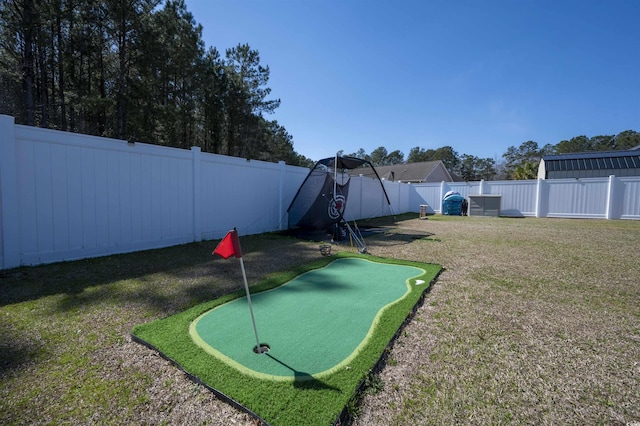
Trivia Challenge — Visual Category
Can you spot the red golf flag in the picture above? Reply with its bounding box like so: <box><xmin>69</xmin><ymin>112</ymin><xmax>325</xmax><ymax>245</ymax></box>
<box><xmin>213</xmin><ymin>228</ymin><xmax>243</xmax><ymax>259</ymax></box>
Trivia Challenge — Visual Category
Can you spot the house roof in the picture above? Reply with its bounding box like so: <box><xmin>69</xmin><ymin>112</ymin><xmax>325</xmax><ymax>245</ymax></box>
<box><xmin>354</xmin><ymin>161</ymin><xmax>454</xmax><ymax>183</ymax></box>
<box><xmin>449</xmin><ymin>171</ymin><xmax>465</xmax><ymax>182</ymax></box>
<box><xmin>542</xmin><ymin>150</ymin><xmax>640</xmax><ymax>172</ymax></box>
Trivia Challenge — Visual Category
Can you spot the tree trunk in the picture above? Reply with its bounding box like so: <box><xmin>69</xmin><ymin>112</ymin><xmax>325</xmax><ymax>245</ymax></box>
<box><xmin>56</xmin><ymin>10</ymin><xmax>66</xmax><ymax>131</ymax></box>
<box><xmin>117</xmin><ymin>25</ymin><xmax>127</xmax><ymax>140</ymax></box>
<box><xmin>22</xmin><ymin>0</ymin><xmax>35</xmax><ymax>125</ymax></box>
<box><xmin>36</xmin><ymin>25</ymin><xmax>49</xmax><ymax>128</ymax></box>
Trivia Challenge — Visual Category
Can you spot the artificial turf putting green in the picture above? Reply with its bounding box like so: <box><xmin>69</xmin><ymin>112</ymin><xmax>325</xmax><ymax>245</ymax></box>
<box><xmin>132</xmin><ymin>252</ymin><xmax>442</xmax><ymax>426</ymax></box>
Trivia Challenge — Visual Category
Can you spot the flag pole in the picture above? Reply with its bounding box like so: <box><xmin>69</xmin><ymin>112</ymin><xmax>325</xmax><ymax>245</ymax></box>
<box><xmin>238</xmin><ymin>256</ymin><xmax>262</xmax><ymax>354</ymax></box>
<box><xmin>213</xmin><ymin>228</ymin><xmax>263</xmax><ymax>355</ymax></box>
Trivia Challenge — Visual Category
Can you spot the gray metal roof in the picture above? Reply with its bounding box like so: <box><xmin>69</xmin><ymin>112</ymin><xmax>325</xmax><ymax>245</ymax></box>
<box><xmin>542</xmin><ymin>150</ymin><xmax>640</xmax><ymax>172</ymax></box>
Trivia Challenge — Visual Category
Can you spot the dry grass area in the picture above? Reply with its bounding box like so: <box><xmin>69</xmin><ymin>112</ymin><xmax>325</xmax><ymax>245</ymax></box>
<box><xmin>356</xmin><ymin>216</ymin><xmax>640</xmax><ymax>425</ymax></box>
<box><xmin>1</xmin><ymin>215</ymin><xmax>639</xmax><ymax>425</ymax></box>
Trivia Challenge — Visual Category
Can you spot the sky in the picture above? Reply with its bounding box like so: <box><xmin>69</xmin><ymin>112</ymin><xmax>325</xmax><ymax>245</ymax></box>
<box><xmin>184</xmin><ymin>0</ymin><xmax>640</xmax><ymax>162</ymax></box>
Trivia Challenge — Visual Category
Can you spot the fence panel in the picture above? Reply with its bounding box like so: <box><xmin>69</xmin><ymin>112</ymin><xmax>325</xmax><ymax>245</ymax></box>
<box><xmin>619</xmin><ymin>177</ymin><xmax>640</xmax><ymax>220</ymax></box>
<box><xmin>361</xmin><ymin>176</ymin><xmax>392</xmax><ymax>219</ymax></box>
<box><xmin>383</xmin><ymin>180</ymin><xmax>411</xmax><ymax>216</ymax></box>
<box><xmin>199</xmin><ymin>155</ymin><xmax>293</xmax><ymax>239</ymax></box>
<box><xmin>13</xmin><ymin>124</ymin><xmax>196</xmax><ymax>266</ymax></box>
<box><xmin>341</xmin><ymin>176</ymin><xmax>358</xmax><ymax>222</ymax></box>
<box><xmin>340</xmin><ymin>176</ymin><xmax>400</xmax><ymax>222</ymax></box>
<box><xmin>483</xmin><ymin>180</ymin><xmax>538</xmax><ymax>217</ymax></box>
<box><xmin>411</xmin><ymin>183</ymin><xmax>442</xmax><ymax>214</ymax></box>
<box><xmin>444</xmin><ymin>182</ymin><xmax>481</xmax><ymax>199</ymax></box>
<box><xmin>343</xmin><ymin>175</ymin><xmax>365</xmax><ymax>221</ymax></box>
<box><xmin>546</xmin><ymin>178</ymin><xmax>609</xmax><ymax>218</ymax></box>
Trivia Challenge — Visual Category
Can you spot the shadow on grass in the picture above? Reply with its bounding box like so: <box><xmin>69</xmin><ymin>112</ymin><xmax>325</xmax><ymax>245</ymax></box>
<box><xmin>0</xmin><ymin>235</ymin><xmax>317</xmax><ymax>313</ymax></box>
<box><xmin>264</xmin><ymin>353</ymin><xmax>341</xmax><ymax>392</ymax></box>
<box><xmin>280</xmin><ymin>224</ymin><xmax>437</xmax><ymax>247</ymax></box>
<box><xmin>0</xmin><ymin>242</ymin><xmax>209</xmax><ymax>305</ymax></box>
<box><xmin>0</xmin><ymin>319</ymin><xmax>46</xmax><ymax>374</ymax></box>
<box><xmin>368</xmin><ymin>230</ymin><xmax>438</xmax><ymax>245</ymax></box>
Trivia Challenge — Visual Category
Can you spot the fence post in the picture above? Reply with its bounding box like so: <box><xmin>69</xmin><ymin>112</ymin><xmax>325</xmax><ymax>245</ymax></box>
<box><xmin>278</xmin><ymin>161</ymin><xmax>286</xmax><ymax>230</ymax></box>
<box><xmin>605</xmin><ymin>175</ymin><xmax>619</xmax><ymax>220</ymax></box>
<box><xmin>359</xmin><ymin>174</ymin><xmax>364</xmax><ymax>220</ymax></box>
<box><xmin>535</xmin><ymin>179</ymin><xmax>541</xmax><ymax>218</ymax></box>
<box><xmin>0</xmin><ymin>115</ymin><xmax>20</xmax><ymax>269</ymax></box>
<box><xmin>192</xmin><ymin>146</ymin><xmax>202</xmax><ymax>241</ymax></box>
<box><xmin>394</xmin><ymin>181</ymin><xmax>402</xmax><ymax>214</ymax></box>
<box><xmin>535</xmin><ymin>178</ymin><xmax>548</xmax><ymax>218</ymax></box>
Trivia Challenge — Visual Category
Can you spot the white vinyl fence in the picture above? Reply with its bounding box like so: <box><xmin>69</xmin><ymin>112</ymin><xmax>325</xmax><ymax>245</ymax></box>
<box><xmin>0</xmin><ymin>115</ymin><xmax>313</xmax><ymax>269</ymax></box>
<box><xmin>411</xmin><ymin>176</ymin><xmax>640</xmax><ymax>220</ymax></box>
<box><xmin>2</xmin><ymin>114</ymin><xmax>639</xmax><ymax>269</ymax></box>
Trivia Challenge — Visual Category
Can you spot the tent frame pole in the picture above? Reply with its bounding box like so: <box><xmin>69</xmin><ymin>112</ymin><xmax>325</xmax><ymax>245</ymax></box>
<box><xmin>333</xmin><ymin>152</ymin><xmax>338</xmax><ymax>202</ymax></box>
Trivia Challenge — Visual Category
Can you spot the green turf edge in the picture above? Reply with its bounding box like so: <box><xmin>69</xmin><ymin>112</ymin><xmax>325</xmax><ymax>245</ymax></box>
<box><xmin>131</xmin><ymin>252</ymin><xmax>442</xmax><ymax>426</ymax></box>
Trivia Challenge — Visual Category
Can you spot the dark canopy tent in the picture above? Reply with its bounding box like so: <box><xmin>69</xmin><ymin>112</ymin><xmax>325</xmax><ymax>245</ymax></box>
<box><xmin>287</xmin><ymin>156</ymin><xmax>393</xmax><ymax>250</ymax></box>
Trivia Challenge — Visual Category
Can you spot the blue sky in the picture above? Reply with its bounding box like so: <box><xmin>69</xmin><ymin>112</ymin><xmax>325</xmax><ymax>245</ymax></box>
<box><xmin>184</xmin><ymin>0</ymin><xmax>640</xmax><ymax>162</ymax></box>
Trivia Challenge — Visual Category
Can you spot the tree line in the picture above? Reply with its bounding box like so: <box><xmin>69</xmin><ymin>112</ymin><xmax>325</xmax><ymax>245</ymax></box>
<box><xmin>0</xmin><ymin>0</ymin><xmax>313</xmax><ymax>166</ymax></box>
<box><xmin>341</xmin><ymin>129</ymin><xmax>640</xmax><ymax>181</ymax></box>
<box><xmin>2</xmin><ymin>1</ymin><xmax>637</xmax><ymax>177</ymax></box>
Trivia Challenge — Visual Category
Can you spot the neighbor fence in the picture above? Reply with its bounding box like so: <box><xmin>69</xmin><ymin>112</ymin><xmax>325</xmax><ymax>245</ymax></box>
<box><xmin>2</xmin><ymin>114</ymin><xmax>639</xmax><ymax>269</ymax></box>
<box><xmin>412</xmin><ymin>176</ymin><xmax>640</xmax><ymax>220</ymax></box>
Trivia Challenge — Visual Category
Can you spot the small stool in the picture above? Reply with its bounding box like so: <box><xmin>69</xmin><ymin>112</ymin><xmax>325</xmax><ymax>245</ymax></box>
<box><xmin>419</xmin><ymin>204</ymin><xmax>428</xmax><ymax>219</ymax></box>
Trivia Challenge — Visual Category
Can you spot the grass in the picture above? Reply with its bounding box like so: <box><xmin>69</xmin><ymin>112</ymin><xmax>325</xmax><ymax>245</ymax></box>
<box><xmin>1</xmin><ymin>214</ymin><xmax>639</xmax><ymax>425</ymax></box>
<box><xmin>355</xmin><ymin>215</ymin><xmax>640</xmax><ymax>425</ymax></box>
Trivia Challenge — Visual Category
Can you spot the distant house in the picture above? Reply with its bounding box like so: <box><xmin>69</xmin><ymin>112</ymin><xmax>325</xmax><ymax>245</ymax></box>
<box><xmin>355</xmin><ymin>160</ymin><xmax>458</xmax><ymax>183</ymax></box>
<box><xmin>538</xmin><ymin>147</ymin><xmax>640</xmax><ymax>179</ymax></box>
